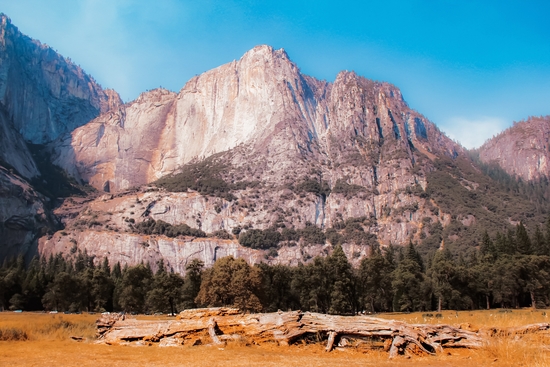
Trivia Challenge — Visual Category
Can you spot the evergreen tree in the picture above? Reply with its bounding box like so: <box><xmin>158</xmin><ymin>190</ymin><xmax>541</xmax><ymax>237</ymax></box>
<box><xmin>117</xmin><ymin>264</ymin><xmax>153</xmax><ymax>313</ymax></box>
<box><xmin>327</xmin><ymin>245</ymin><xmax>356</xmax><ymax>314</ymax></box>
<box><xmin>146</xmin><ymin>261</ymin><xmax>184</xmax><ymax>315</ymax></box>
<box><xmin>480</xmin><ymin>231</ymin><xmax>495</xmax><ymax>258</ymax></box>
<box><xmin>406</xmin><ymin>240</ymin><xmax>424</xmax><ymax>271</ymax></box>
<box><xmin>519</xmin><ymin>255</ymin><xmax>550</xmax><ymax>308</ymax></box>
<box><xmin>181</xmin><ymin>259</ymin><xmax>204</xmax><ymax>309</ymax></box>
<box><xmin>257</xmin><ymin>263</ymin><xmax>296</xmax><ymax>312</ymax></box>
<box><xmin>429</xmin><ymin>249</ymin><xmax>457</xmax><ymax>312</ymax></box>
<box><xmin>391</xmin><ymin>245</ymin><xmax>426</xmax><ymax>313</ymax></box>
<box><xmin>533</xmin><ymin>225</ymin><xmax>547</xmax><ymax>256</ymax></box>
<box><xmin>359</xmin><ymin>245</ymin><xmax>394</xmax><ymax>312</ymax></box>
<box><xmin>516</xmin><ymin>222</ymin><xmax>532</xmax><ymax>255</ymax></box>
<box><xmin>42</xmin><ymin>272</ymin><xmax>83</xmax><ymax>311</ymax></box>
<box><xmin>91</xmin><ymin>267</ymin><xmax>115</xmax><ymax>312</ymax></box>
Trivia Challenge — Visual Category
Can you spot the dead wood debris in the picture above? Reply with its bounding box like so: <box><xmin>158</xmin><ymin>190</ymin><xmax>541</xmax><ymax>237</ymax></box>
<box><xmin>95</xmin><ymin>308</ymin><xmax>550</xmax><ymax>358</ymax></box>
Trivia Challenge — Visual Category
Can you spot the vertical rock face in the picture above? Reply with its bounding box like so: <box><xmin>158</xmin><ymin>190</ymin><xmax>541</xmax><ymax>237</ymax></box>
<box><xmin>40</xmin><ymin>44</ymin><xmax>470</xmax><ymax>270</ymax></box>
<box><xmin>478</xmin><ymin>116</ymin><xmax>550</xmax><ymax>181</ymax></box>
<box><xmin>53</xmin><ymin>46</ymin><xmax>328</xmax><ymax>190</ymax></box>
<box><xmin>0</xmin><ymin>14</ymin><xmax>121</xmax><ymax>262</ymax></box>
<box><xmin>0</xmin><ymin>105</ymin><xmax>38</xmax><ymax>178</ymax></box>
<box><xmin>0</xmin><ymin>166</ymin><xmax>55</xmax><ymax>261</ymax></box>
<box><xmin>0</xmin><ymin>14</ymin><xmax>121</xmax><ymax>145</ymax></box>
<box><xmin>53</xmin><ymin>45</ymin><xmax>459</xmax><ymax>193</ymax></box>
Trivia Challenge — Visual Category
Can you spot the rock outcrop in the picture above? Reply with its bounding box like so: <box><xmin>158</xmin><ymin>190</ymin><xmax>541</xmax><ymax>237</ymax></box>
<box><xmin>0</xmin><ymin>166</ymin><xmax>56</xmax><ymax>261</ymax></box>
<box><xmin>478</xmin><ymin>116</ymin><xmax>550</xmax><ymax>181</ymax></box>
<box><xmin>0</xmin><ymin>14</ymin><xmax>121</xmax><ymax>261</ymax></box>
<box><xmin>39</xmin><ymin>45</ymin><xmax>483</xmax><ymax>270</ymax></box>
<box><xmin>0</xmin><ymin>14</ymin><xmax>121</xmax><ymax>145</ymax></box>
<box><xmin>52</xmin><ymin>45</ymin><xmax>460</xmax><ymax>193</ymax></box>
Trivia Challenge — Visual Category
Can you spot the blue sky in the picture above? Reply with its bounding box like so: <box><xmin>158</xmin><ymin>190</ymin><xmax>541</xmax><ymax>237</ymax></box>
<box><xmin>1</xmin><ymin>0</ymin><xmax>549</xmax><ymax>148</ymax></box>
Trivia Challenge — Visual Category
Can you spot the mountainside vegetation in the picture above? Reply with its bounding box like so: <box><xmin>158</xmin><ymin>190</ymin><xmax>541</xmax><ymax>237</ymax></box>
<box><xmin>2</xmin><ymin>219</ymin><xmax>550</xmax><ymax>314</ymax></box>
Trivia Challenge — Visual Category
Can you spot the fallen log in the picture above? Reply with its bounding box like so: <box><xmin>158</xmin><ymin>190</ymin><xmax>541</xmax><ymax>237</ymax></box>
<box><xmin>95</xmin><ymin>308</ymin><xmax>550</xmax><ymax>358</ymax></box>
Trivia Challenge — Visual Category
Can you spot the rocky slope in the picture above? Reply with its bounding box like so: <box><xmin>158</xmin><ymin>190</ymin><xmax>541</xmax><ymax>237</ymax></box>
<box><xmin>478</xmin><ymin>116</ymin><xmax>550</xmax><ymax>181</ymax></box>
<box><xmin>0</xmin><ymin>14</ymin><xmax>121</xmax><ymax>145</ymax></box>
<box><xmin>52</xmin><ymin>45</ymin><xmax>458</xmax><ymax>193</ymax></box>
<box><xmin>1</xmin><ymin>14</ymin><xmax>545</xmax><ymax>271</ymax></box>
<box><xmin>39</xmin><ymin>45</ymin><xmax>472</xmax><ymax>270</ymax></box>
<box><xmin>0</xmin><ymin>14</ymin><xmax>120</xmax><ymax>262</ymax></box>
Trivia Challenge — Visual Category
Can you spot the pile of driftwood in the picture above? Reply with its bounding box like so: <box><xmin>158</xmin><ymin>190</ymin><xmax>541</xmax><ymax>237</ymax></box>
<box><xmin>96</xmin><ymin>308</ymin><xmax>550</xmax><ymax>358</ymax></box>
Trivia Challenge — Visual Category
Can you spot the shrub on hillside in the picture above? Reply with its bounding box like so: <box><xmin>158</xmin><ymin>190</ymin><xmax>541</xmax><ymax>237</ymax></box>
<box><xmin>238</xmin><ymin>228</ymin><xmax>282</xmax><ymax>249</ymax></box>
<box><xmin>133</xmin><ymin>219</ymin><xmax>206</xmax><ymax>238</ymax></box>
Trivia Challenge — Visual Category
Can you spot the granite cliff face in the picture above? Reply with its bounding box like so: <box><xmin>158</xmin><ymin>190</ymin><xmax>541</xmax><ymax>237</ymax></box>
<box><xmin>0</xmin><ymin>14</ymin><xmax>120</xmax><ymax>261</ymax></box>
<box><xmin>53</xmin><ymin>45</ymin><xmax>459</xmax><ymax>193</ymax></box>
<box><xmin>0</xmin><ymin>14</ymin><xmax>121</xmax><ymax>145</ymax></box>
<box><xmin>1</xmin><ymin>15</ymin><xmax>543</xmax><ymax>272</ymax></box>
<box><xmin>40</xmin><ymin>45</ymin><xmax>468</xmax><ymax>270</ymax></box>
<box><xmin>0</xmin><ymin>166</ymin><xmax>56</xmax><ymax>261</ymax></box>
<box><xmin>478</xmin><ymin>116</ymin><xmax>550</xmax><ymax>181</ymax></box>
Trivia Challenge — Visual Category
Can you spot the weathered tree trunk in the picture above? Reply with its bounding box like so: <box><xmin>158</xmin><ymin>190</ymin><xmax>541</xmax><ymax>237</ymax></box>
<box><xmin>486</xmin><ymin>294</ymin><xmax>490</xmax><ymax>310</ymax></box>
<box><xmin>208</xmin><ymin>318</ymin><xmax>224</xmax><ymax>345</ymax></box>
<box><xmin>325</xmin><ymin>331</ymin><xmax>337</xmax><ymax>352</ymax></box>
<box><xmin>530</xmin><ymin>291</ymin><xmax>537</xmax><ymax>309</ymax></box>
<box><xmin>438</xmin><ymin>297</ymin><xmax>442</xmax><ymax>313</ymax></box>
<box><xmin>96</xmin><ymin>308</ymin><xmax>550</xmax><ymax>358</ymax></box>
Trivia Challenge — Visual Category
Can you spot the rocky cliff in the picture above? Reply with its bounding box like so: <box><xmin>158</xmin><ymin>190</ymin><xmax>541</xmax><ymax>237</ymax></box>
<box><xmin>1</xmin><ymin>14</ymin><xmax>544</xmax><ymax>271</ymax></box>
<box><xmin>0</xmin><ymin>14</ymin><xmax>121</xmax><ymax>262</ymax></box>
<box><xmin>52</xmin><ymin>45</ymin><xmax>458</xmax><ymax>193</ymax></box>
<box><xmin>0</xmin><ymin>14</ymin><xmax>121</xmax><ymax>145</ymax></box>
<box><xmin>39</xmin><ymin>45</ymin><xmax>473</xmax><ymax>269</ymax></box>
<box><xmin>478</xmin><ymin>116</ymin><xmax>550</xmax><ymax>181</ymax></box>
<box><xmin>0</xmin><ymin>166</ymin><xmax>57</xmax><ymax>261</ymax></box>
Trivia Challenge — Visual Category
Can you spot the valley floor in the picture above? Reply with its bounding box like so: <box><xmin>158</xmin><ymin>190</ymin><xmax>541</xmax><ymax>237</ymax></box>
<box><xmin>1</xmin><ymin>310</ymin><xmax>549</xmax><ymax>366</ymax></box>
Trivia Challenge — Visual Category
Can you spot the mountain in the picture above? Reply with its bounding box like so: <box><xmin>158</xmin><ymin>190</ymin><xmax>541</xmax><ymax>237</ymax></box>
<box><xmin>478</xmin><ymin>116</ymin><xmax>550</xmax><ymax>181</ymax></box>
<box><xmin>41</xmin><ymin>46</ymin><xmax>545</xmax><ymax>271</ymax></box>
<box><xmin>51</xmin><ymin>45</ymin><xmax>459</xmax><ymax>192</ymax></box>
<box><xmin>0</xmin><ymin>16</ymin><xmax>546</xmax><ymax>271</ymax></box>
<box><xmin>0</xmin><ymin>14</ymin><xmax>120</xmax><ymax>261</ymax></box>
<box><xmin>0</xmin><ymin>15</ymin><xmax>121</xmax><ymax>146</ymax></box>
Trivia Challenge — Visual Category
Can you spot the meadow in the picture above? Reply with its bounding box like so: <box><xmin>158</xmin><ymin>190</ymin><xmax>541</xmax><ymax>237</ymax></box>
<box><xmin>1</xmin><ymin>309</ymin><xmax>549</xmax><ymax>367</ymax></box>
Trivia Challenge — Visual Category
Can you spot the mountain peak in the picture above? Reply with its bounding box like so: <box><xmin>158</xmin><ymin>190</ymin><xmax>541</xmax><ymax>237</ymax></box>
<box><xmin>478</xmin><ymin>115</ymin><xmax>550</xmax><ymax>180</ymax></box>
<box><xmin>243</xmin><ymin>45</ymin><xmax>288</xmax><ymax>59</ymax></box>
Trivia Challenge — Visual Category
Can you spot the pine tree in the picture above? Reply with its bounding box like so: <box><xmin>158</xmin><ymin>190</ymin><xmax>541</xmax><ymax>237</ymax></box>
<box><xmin>532</xmin><ymin>225</ymin><xmax>546</xmax><ymax>256</ymax></box>
<box><xmin>181</xmin><ymin>259</ymin><xmax>204</xmax><ymax>309</ymax></box>
<box><xmin>117</xmin><ymin>264</ymin><xmax>153</xmax><ymax>313</ymax></box>
<box><xmin>516</xmin><ymin>222</ymin><xmax>532</xmax><ymax>255</ymax></box>
<box><xmin>146</xmin><ymin>261</ymin><xmax>184</xmax><ymax>315</ymax></box>
<box><xmin>480</xmin><ymin>231</ymin><xmax>495</xmax><ymax>258</ymax></box>
<box><xmin>429</xmin><ymin>249</ymin><xmax>456</xmax><ymax>312</ymax></box>
<box><xmin>327</xmin><ymin>245</ymin><xmax>356</xmax><ymax>314</ymax></box>
<box><xmin>359</xmin><ymin>245</ymin><xmax>393</xmax><ymax>312</ymax></box>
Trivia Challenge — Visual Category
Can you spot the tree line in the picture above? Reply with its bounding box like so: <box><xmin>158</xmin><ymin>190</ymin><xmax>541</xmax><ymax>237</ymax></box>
<box><xmin>1</xmin><ymin>221</ymin><xmax>550</xmax><ymax>314</ymax></box>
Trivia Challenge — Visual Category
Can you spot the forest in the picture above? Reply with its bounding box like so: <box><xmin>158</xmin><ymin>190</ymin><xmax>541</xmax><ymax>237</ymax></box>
<box><xmin>1</xmin><ymin>219</ymin><xmax>549</xmax><ymax>315</ymax></box>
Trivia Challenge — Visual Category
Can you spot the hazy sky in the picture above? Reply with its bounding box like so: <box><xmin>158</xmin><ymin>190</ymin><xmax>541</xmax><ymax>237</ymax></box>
<box><xmin>1</xmin><ymin>0</ymin><xmax>549</xmax><ymax>148</ymax></box>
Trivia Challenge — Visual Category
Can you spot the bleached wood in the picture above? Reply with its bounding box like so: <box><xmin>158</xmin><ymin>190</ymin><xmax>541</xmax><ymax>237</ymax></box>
<box><xmin>325</xmin><ymin>331</ymin><xmax>337</xmax><ymax>352</ymax></box>
<box><xmin>96</xmin><ymin>308</ymin><xmax>550</xmax><ymax>358</ymax></box>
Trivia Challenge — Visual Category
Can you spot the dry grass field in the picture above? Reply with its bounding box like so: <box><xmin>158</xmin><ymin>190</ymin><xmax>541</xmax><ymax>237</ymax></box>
<box><xmin>1</xmin><ymin>309</ymin><xmax>549</xmax><ymax>367</ymax></box>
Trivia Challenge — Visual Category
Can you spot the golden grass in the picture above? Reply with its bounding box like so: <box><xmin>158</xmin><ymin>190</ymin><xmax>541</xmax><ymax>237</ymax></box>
<box><xmin>376</xmin><ymin>308</ymin><xmax>550</xmax><ymax>328</ymax></box>
<box><xmin>0</xmin><ymin>309</ymin><xmax>549</xmax><ymax>367</ymax></box>
<box><xmin>0</xmin><ymin>312</ymin><xmax>97</xmax><ymax>341</ymax></box>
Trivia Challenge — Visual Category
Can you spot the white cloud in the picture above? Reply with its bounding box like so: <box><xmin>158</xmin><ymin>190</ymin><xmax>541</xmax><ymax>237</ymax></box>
<box><xmin>441</xmin><ymin>116</ymin><xmax>509</xmax><ymax>149</ymax></box>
